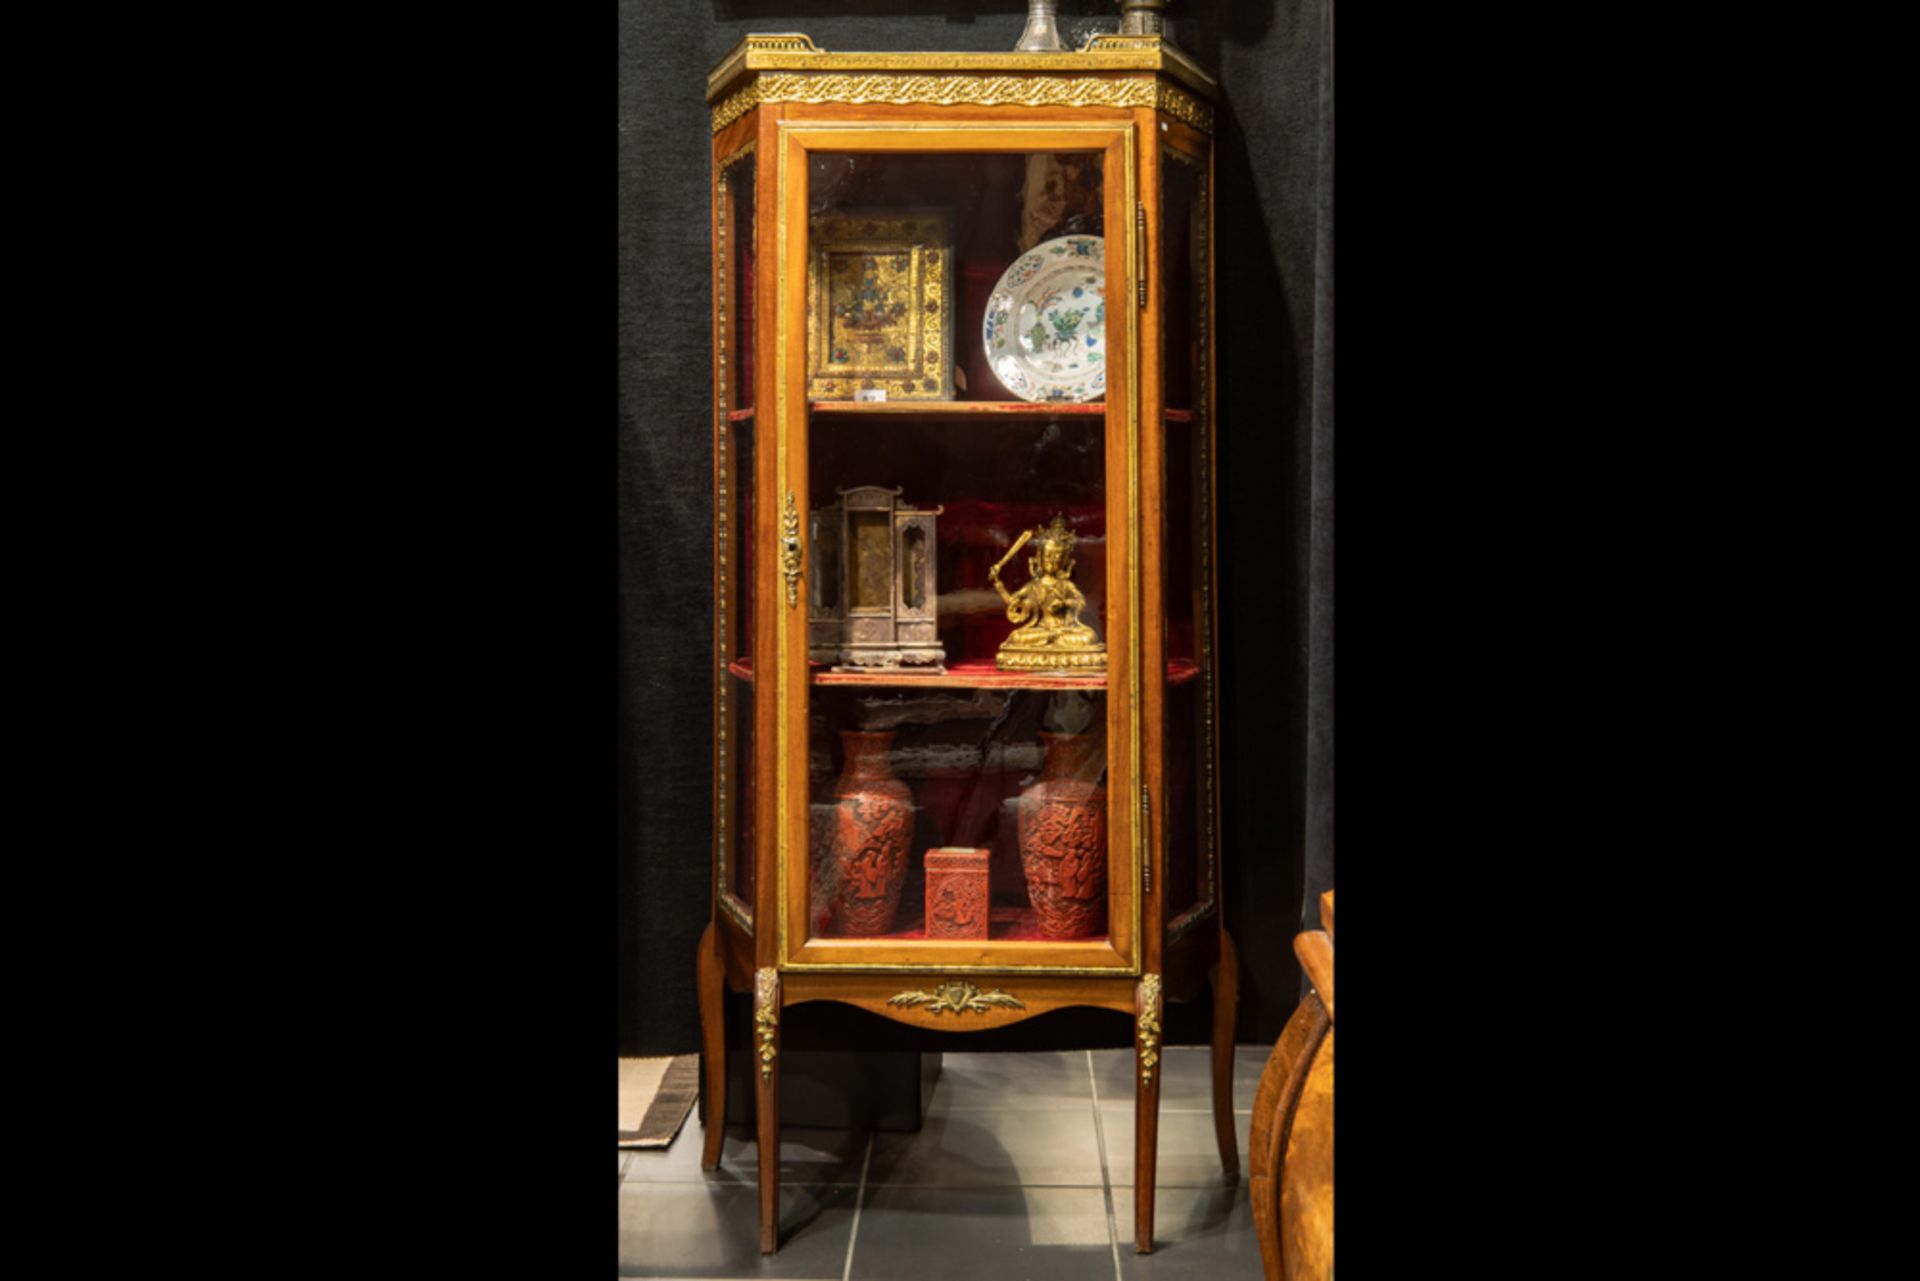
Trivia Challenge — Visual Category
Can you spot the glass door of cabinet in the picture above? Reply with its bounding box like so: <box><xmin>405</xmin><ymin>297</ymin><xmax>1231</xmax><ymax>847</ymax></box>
<box><xmin>774</xmin><ymin>123</ymin><xmax>1142</xmax><ymax>974</ymax></box>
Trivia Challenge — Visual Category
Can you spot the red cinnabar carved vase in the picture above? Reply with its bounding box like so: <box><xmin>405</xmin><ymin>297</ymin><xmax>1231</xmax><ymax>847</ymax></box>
<box><xmin>828</xmin><ymin>729</ymin><xmax>914</xmax><ymax>936</ymax></box>
<box><xmin>1018</xmin><ymin>731</ymin><xmax>1107</xmax><ymax>938</ymax></box>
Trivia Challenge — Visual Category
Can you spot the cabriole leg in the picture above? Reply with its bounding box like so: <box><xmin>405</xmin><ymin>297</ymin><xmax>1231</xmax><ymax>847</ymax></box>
<box><xmin>753</xmin><ymin>967</ymin><xmax>781</xmax><ymax>1254</ymax></box>
<box><xmin>1210</xmin><ymin>928</ymin><xmax>1242</xmax><ymax>1179</ymax></box>
<box><xmin>695</xmin><ymin>923</ymin><xmax>726</xmax><ymax>1170</ymax></box>
<box><xmin>1134</xmin><ymin>973</ymin><xmax>1163</xmax><ymax>1253</ymax></box>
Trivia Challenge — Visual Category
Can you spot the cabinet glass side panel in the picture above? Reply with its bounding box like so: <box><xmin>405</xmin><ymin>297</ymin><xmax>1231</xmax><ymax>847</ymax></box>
<box><xmin>1161</xmin><ymin>148</ymin><xmax>1212</xmax><ymax>930</ymax></box>
<box><xmin>718</xmin><ymin>146</ymin><xmax>757</xmax><ymax>916</ymax></box>
<box><xmin>725</xmin><ymin>415</ymin><xmax>757</xmax><ymax>908</ymax></box>
<box><xmin>801</xmin><ymin>149</ymin><xmax>1114</xmax><ymax>947</ymax></box>
<box><xmin>729</xmin><ymin>675</ymin><xmax>756</xmax><ymax>906</ymax></box>
<box><xmin>728</xmin><ymin>151</ymin><xmax>756</xmax><ymax>412</ymax></box>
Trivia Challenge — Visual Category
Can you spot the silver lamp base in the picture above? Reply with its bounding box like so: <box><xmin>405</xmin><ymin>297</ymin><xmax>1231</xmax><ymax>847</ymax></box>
<box><xmin>1015</xmin><ymin>1</ymin><xmax>1065</xmax><ymax>52</ymax></box>
<box><xmin>1117</xmin><ymin>0</ymin><xmax>1169</xmax><ymax>37</ymax></box>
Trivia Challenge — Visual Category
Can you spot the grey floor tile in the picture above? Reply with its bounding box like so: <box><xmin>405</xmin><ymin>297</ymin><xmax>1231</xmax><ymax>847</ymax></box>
<box><xmin>1091</xmin><ymin>1044</ymin><xmax>1269</xmax><ymax>1112</ymax></box>
<box><xmin>1231</xmin><ymin>1043</ymin><xmax>1268</xmax><ymax>1112</ymax></box>
<box><xmin>928</xmin><ymin>1050</ymin><xmax>1093</xmax><ymax>1112</ymax></box>
<box><xmin>618</xmin><ymin>1180</ymin><xmax>855</xmax><ymax>1278</ymax></box>
<box><xmin>623</xmin><ymin>1116</ymin><xmax>867</xmax><ymax>1186</ymax></box>
<box><xmin>1115</xmin><ymin>1183</ymin><xmax>1261</xmax><ymax>1276</ymax></box>
<box><xmin>867</xmin><ymin>1106</ymin><xmax>1105</xmax><ymax>1188</ymax></box>
<box><xmin>1101</xmin><ymin>1105</ymin><xmax>1250</xmax><ymax>1187</ymax></box>
<box><xmin>620</xmin><ymin>1150</ymin><xmax>633</xmax><ymax>1181</ymax></box>
<box><xmin>851</xmin><ymin>1185</ymin><xmax>1117</xmax><ymax>1281</ymax></box>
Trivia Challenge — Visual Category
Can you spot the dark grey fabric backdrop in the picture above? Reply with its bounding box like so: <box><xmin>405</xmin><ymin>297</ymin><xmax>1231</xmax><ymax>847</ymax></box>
<box><xmin>619</xmin><ymin>0</ymin><xmax>1332</xmax><ymax>1055</ymax></box>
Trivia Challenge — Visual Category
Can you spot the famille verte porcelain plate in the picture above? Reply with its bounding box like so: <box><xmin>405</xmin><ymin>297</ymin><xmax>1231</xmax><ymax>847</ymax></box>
<box><xmin>982</xmin><ymin>235</ymin><xmax>1106</xmax><ymax>403</ymax></box>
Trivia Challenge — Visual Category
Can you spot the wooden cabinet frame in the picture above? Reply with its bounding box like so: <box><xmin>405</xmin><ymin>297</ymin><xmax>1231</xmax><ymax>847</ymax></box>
<box><xmin>696</xmin><ymin>34</ymin><xmax>1233</xmax><ymax>1256</ymax></box>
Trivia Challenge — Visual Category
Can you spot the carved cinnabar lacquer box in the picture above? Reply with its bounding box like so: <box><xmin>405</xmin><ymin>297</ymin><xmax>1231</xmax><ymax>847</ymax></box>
<box><xmin>923</xmin><ymin>847</ymin><xmax>991</xmax><ymax>939</ymax></box>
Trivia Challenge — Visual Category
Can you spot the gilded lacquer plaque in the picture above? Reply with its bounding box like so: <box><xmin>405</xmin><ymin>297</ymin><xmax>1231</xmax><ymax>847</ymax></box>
<box><xmin>807</xmin><ymin>210</ymin><xmax>953</xmax><ymax>401</ymax></box>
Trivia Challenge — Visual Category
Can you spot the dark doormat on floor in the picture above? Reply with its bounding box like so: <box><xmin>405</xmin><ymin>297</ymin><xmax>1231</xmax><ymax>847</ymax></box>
<box><xmin>618</xmin><ymin>1055</ymin><xmax>699</xmax><ymax>1149</ymax></box>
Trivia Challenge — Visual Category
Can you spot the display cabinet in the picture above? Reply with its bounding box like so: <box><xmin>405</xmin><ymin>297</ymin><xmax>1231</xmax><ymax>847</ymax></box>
<box><xmin>695</xmin><ymin>30</ymin><xmax>1231</xmax><ymax>1254</ymax></box>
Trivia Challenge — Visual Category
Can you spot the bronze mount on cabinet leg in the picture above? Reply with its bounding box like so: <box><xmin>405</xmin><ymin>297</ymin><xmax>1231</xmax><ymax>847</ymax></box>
<box><xmin>1134</xmin><ymin>972</ymin><xmax>1164</xmax><ymax>1253</ymax></box>
<box><xmin>753</xmin><ymin>966</ymin><xmax>781</xmax><ymax>1253</ymax></box>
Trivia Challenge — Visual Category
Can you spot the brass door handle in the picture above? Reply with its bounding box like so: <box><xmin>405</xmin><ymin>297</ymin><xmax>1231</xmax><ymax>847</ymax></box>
<box><xmin>781</xmin><ymin>491</ymin><xmax>802</xmax><ymax>609</ymax></box>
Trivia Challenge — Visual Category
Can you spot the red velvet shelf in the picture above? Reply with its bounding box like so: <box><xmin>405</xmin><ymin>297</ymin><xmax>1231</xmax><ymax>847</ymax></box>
<box><xmin>728</xmin><ymin>656</ymin><xmax>1198</xmax><ymax>687</ymax></box>
<box><xmin>781</xmin><ymin>402</ymin><xmax>1186</xmax><ymax>419</ymax></box>
<box><xmin>823</xmin><ymin>905</ymin><xmax>1109</xmax><ymax>944</ymax></box>
<box><xmin>811</xmin><ymin>400</ymin><xmax>1105</xmax><ymax>417</ymax></box>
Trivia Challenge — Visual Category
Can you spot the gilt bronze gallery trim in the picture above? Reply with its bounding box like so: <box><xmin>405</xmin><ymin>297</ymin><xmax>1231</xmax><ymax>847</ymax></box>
<box><xmin>708</xmin><ymin>32</ymin><xmax>1217</xmax><ymax>100</ymax></box>
<box><xmin>714</xmin><ymin>73</ymin><xmax>1211</xmax><ymax>135</ymax></box>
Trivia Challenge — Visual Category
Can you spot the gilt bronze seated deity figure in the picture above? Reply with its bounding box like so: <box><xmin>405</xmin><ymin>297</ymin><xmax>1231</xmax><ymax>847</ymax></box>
<box><xmin>989</xmin><ymin>514</ymin><xmax>1106</xmax><ymax>673</ymax></box>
